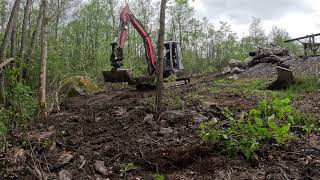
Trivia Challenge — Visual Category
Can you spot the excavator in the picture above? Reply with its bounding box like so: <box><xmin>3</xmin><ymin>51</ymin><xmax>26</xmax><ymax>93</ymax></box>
<box><xmin>102</xmin><ymin>4</ymin><xmax>189</xmax><ymax>88</ymax></box>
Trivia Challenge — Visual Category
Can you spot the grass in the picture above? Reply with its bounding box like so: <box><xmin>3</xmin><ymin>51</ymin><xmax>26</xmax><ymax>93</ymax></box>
<box><xmin>210</xmin><ymin>76</ymin><xmax>320</xmax><ymax>100</ymax></box>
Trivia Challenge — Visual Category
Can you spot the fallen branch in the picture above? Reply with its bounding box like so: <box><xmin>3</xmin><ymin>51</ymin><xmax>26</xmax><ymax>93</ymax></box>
<box><xmin>0</xmin><ymin>58</ymin><xmax>15</xmax><ymax>69</ymax></box>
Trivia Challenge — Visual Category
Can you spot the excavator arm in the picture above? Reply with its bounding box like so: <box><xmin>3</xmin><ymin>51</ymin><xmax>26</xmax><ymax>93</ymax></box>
<box><xmin>110</xmin><ymin>5</ymin><xmax>156</xmax><ymax>75</ymax></box>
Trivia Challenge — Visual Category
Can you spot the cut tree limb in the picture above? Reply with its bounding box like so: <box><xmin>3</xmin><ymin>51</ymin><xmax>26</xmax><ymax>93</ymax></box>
<box><xmin>0</xmin><ymin>58</ymin><xmax>15</xmax><ymax>69</ymax></box>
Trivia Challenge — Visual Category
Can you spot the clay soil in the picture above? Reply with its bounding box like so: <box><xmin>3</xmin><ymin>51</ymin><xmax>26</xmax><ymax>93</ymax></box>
<box><xmin>2</xmin><ymin>76</ymin><xmax>320</xmax><ymax>180</ymax></box>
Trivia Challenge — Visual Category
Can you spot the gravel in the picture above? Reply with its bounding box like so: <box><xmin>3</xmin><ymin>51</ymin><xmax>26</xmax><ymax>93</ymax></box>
<box><xmin>240</xmin><ymin>56</ymin><xmax>320</xmax><ymax>78</ymax></box>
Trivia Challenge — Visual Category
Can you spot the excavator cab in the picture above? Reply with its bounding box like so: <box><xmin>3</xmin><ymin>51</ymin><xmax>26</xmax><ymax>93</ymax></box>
<box><xmin>164</xmin><ymin>41</ymin><xmax>185</xmax><ymax>78</ymax></box>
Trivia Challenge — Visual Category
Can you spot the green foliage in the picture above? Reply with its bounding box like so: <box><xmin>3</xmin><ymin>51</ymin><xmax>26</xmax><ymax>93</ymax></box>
<box><xmin>0</xmin><ymin>108</ymin><xmax>9</xmax><ymax>135</ymax></box>
<box><xmin>211</xmin><ymin>78</ymin><xmax>269</xmax><ymax>94</ymax></box>
<box><xmin>200</xmin><ymin>98</ymin><xmax>316</xmax><ymax>159</ymax></box>
<box><xmin>3</xmin><ymin>69</ymin><xmax>37</xmax><ymax>132</ymax></box>
<box><xmin>153</xmin><ymin>172</ymin><xmax>165</xmax><ymax>180</ymax></box>
<box><xmin>120</xmin><ymin>162</ymin><xmax>137</xmax><ymax>178</ymax></box>
<box><xmin>211</xmin><ymin>76</ymin><xmax>319</xmax><ymax>100</ymax></box>
<box><xmin>164</xmin><ymin>88</ymin><xmax>184</xmax><ymax>110</ymax></box>
<box><xmin>165</xmin><ymin>74</ymin><xmax>177</xmax><ymax>83</ymax></box>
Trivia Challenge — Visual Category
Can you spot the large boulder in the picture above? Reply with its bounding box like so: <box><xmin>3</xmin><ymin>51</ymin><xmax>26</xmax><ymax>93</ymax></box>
<box><xmin>231</xmin><ymin>67</ymin><xmax>244</xmax><ymax>74</ymax></box>
<box><xmin>229</xmin><ymin>59</ymin><xmax>244</xmax><ymax>68</ymax></box>
<box><xmin>222</xmin><ymin>66</ymin><xmax>232</xmax><ymax>75</ymax></box>
<box><xmin>60</xmin><ymin>76</ymin><xmax>101</xmax><ymax>97</ymax></box>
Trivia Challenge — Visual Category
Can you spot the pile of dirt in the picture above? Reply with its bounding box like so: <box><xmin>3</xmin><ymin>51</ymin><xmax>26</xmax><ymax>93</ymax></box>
<box><xmin>2</xmin><ymin>78</ymin><xmax>320</xmax><ymax>179</ymax></box>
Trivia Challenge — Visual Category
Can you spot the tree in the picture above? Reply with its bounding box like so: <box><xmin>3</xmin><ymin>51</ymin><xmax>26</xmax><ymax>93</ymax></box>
<box><xmin>38</xmin><ymin>0</ymin><xmax>49</xmax><ymax>111</ymax></box>
<box><xmin>155</xmin><ymin>0</ymin><xmax>167</xmax><ymax>118</ymax></box>
<box><xmin>23</xmin><ymin>2</ymin><xmax>43</xmax><ymax>80</ymax></box>
<box><xmin>0</xmin><ymin>0</ymin><xmax>21</xmax><ymax>104</ymax></box>
<box><xmin>19</xmin><ymin>0</ymin><xmax>32</xmax><ymax>81</ymax></box>
<box><xmin>249</xmin><ymin>17</ymin><xmax>267</xmax><ymax>48</ymax></box>
<box><xmin>0</xmin><ymin>0</ymin><xmax>8</xmax><ymax>33</ymax></box>
<box><xmin>269</xmin><ymin>25</ymin><xmax>289</xmax><ymax>47</ymax></box>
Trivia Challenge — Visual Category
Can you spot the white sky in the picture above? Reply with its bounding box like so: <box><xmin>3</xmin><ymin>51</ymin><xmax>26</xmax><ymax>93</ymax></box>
<box><xmin>190</xmin><ymin>0</ymin><xmax>320</xmax><ymax>38</ymax></box>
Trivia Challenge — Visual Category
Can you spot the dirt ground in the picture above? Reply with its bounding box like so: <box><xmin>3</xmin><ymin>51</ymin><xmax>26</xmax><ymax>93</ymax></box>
<box><xmin>2</xmin><ymin>75</ymin><xmax>320</xmax><ymax>180</ymax></box>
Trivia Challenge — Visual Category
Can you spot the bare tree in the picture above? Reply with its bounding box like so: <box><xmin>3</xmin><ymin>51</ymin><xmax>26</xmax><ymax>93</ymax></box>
<box><xmin>38</xmin><ymin>0</ymin><xmax>49</xmax><ymax>111</ymax></box>
<box><xmin>155</xmin><ymin>0</ymin><xmax>167</xmax><ymax>118</ymax></box>
<box><xmin>0</xmin><ymin>0</ymin><xmax>21</xmax><ymax>104</ymax></box>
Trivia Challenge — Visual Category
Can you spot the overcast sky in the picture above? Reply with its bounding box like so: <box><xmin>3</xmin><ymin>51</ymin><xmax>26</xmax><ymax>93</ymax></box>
<box><xmin>190</xmin><ymin>0</ymin><xmax>320</xmax><ymax>38</ymax></box>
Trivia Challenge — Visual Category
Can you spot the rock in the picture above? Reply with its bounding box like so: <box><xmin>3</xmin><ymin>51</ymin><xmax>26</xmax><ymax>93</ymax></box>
<box><xmin>144</xmin><ymin>114</ymin><xmax>154</xmax><ymax>121</ymax></box>
<box><xmin>94</xmin><ymin>160</ymin><xmax>110</xmax><ymax>176</ymax></box>
<box><xmin>162</xmin><ymin>110</ymin><xmax>186</xmax><ymax>120</ymax></box>
<box><xmin>227</xmin><ymin>74</ymin><xmax>239</xmax><ymax>80</ymax></box>
<box><xmin>194</xmin><ymin>114</ymin><xmax>209</xmax><ymax>123</ymax></box>
<box><xmin>57</xmin><ymin>151</ymin><xmax>74</xmax><ymax>165</ymax></box>
<box><xmin>60</xmin><ymin>75</ymin><xmax>101</xmax><ymax>97</ymax></box>
<box><xmin>222</xmin><ymin>66</ymin><xmax>232</xmax><ymax>75</ymax></box>
<box><xmin>229</xmin><ymin>59</ymin><xmax>243</xmax><ymax>68</ymax></box>
<box><xmin>28</xmin><ymin>126</ymin><xmax>56</xmax><ymax>142</ymax></box>
<box><xmin>242</xmin><ymin>57</ymin><xmax>252</xmax><ymax>68</ymax></box>
<box><xmin>58</xmin><ymin>170</ymin><xmax>72</xmax><ymax>180</ymax></box>
<box><xmin>159</xmin><ymin>127</ymin><xmax>174</xmax><ymax>135</ymax></box>
<box><xmin>231</xmin><ymin>67</ymin><xmax>244</xmax><ymax>74</ymax></box>
<box><xmin>114</xmin><ymin>107</ymin><xmax>127</xmax><ymax>116</ymax></box>
<box><xmin>6</xmin><ymin>147</ymin><xmax>26</xmax><ymax>164</ymax></box>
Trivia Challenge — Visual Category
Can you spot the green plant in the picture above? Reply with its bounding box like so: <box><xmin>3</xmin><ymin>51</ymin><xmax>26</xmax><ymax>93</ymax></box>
<box><xmin>0</xmin><ymin>108</ymin><xmax>9</xmax><ymax>135</ymax></box>
<box><xmin>120</xmin><ymin>162</ymin><xmax>137</xmax><ymax>179</ymax></box>
<box><xmin>200</xmin><ymin>97</ymin><xmax>316</xmax><ymax>159</ymax></box>
<box><xmin>164</xmin><ymin>88</ymin><xmax>184</xmax><ymax>110</ymax></box>
<box><xmin>3</xmin><ymin>69</ymin><xmax>37</xmax><ymax>131</ymax></box>
<box><xmin>153</xmin><ymin>172</ymin><xmax>165</xmax><ymax>180</ymax></box>
<box><xmin>165</xmin><ymin>74</ymin><xmax>177</xmax><ymax>83</ymax></box>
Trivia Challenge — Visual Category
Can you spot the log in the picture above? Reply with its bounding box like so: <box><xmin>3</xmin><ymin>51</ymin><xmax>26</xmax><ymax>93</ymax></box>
<box><xmin>0</xmin><ymin>58</ymin><xmax>14</xmax><ymax>69</ymax></box>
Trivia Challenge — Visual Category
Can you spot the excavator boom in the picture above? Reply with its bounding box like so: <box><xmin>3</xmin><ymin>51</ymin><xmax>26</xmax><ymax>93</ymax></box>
<box><xmin>108</xmin><ymin>5</ymin><xmax>155</xmax><ymax>76</ymax></box>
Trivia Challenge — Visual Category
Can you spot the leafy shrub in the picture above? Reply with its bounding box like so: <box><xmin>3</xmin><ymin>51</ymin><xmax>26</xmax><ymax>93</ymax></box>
<box><xmin>200</xmin><ymin>98</ymin><xmax>316</xmax><ymax>159</ymax></box>
<box><xmin>153</xmin><ymin>172</ymin><xmax>165</xmax><ymax>180</ymax></box>
<box><xmin>164</xmin><ymin>89</ymin><xmax>184</xmax><ymax>110</ymax></box>
<box><xmin>3</xmin><ymin>69</ymin><xmax>37</xmax><ymax>131</ymax></box>
<box><xmin>120</xmin><ymin>162</ymin><xmax>137</xmax><ymax>179</ymax></box>
<box><xmin>0</xmin><ymin>108</ymin><xmax>10</xmax><ymax>135</ymax></box>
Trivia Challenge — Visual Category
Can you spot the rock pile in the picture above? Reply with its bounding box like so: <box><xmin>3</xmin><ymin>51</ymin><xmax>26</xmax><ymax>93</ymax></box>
<box><xmin>247</xmin><ymin>47</ymin><xmax>292</xmax><ymax>67</ymax></box>
<box><xmin>221</xmin><ymin>46</ymin><xmax>311</xmax><ymax>78</ymax></box>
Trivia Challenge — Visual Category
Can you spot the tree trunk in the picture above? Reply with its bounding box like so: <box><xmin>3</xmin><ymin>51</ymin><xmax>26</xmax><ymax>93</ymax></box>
<box><xmin>155</xmin><ymin>0</ymin><xmax>167</xmax><ymax>119</ymax></box>
<box><xmin>19</xmin><ymin>0</ymin><xmax>32</xmax><ymax>80</ymax></box>
<box><xmin>0</xmin><ymin>0</ymin><xmax>21</xmax><ymax>104</ymax></box>
<box><xmin>10</xmin><ymin>23</ymin><xmax>17</xmax><ymax>59</ymax></box>
<box><xmin>0</xmin><ymin>0</ymin><xmax>7</xmax><ymax>33</ymax></box>
<box><xmin>23</xmin><ymin>2</ymin><xmax>43</xmax><ymax>80</ymax></box>
<box><xmin>38</xmin><ymin>0</ymin><xmax>49</xmax><ymax>112</ymax></box>
<box><xmin>54</xmin><ymin>0</ymin><xmax>60</xmax><ymax>39</ymax></box>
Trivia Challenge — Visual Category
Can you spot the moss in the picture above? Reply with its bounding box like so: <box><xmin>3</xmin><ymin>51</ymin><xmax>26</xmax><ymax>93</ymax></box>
<box><xmin>61</xmin><ymin>75</ymin><xmax>101</xmax><ymax>97</ymax></box>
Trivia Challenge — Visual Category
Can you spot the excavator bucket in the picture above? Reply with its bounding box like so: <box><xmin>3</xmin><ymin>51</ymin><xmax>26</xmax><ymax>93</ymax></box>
<box><xmin>102</xmin><ymin>69</ymin><xmax>134</xmax><ymax>84</ymax></box>
<box><xmin>268</xmin><ymin>65</ymin><xmax>294</xmax><ymax>90</ymax></box>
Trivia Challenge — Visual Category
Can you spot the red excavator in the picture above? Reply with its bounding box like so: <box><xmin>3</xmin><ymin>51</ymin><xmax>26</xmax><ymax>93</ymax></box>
<box><xmin>102</xmin><ymin>4</ymin><xmax>189</xmax><ymax>87</ymax></box>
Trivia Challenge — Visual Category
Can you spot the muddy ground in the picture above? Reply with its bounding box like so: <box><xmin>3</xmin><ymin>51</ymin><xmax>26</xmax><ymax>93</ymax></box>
<box><xmin>1</xmin><ymin>75</ymin><xmax>320</xmax><ymax>180</ymax></box>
